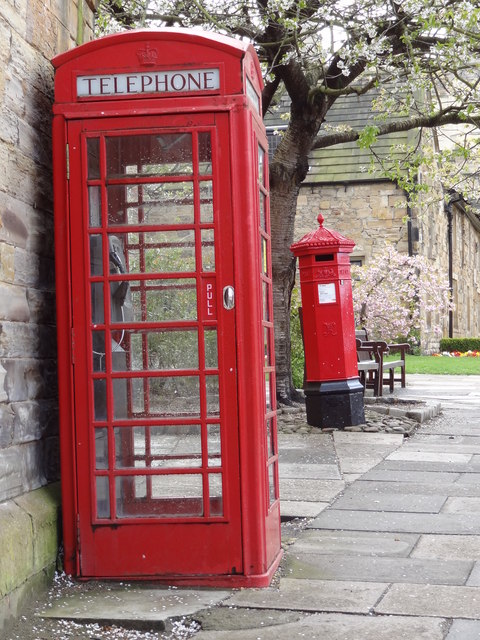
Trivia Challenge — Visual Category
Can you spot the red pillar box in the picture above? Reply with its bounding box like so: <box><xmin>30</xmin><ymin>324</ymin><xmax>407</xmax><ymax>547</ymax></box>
<box><xmin>290</xmin><ymin>214</ymin><xmax>365</xmax><ymax>428</ymax></box>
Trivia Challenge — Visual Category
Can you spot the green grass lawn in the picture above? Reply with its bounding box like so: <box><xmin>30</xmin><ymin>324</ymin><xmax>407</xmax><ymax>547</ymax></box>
<box><xmin>386</xmin><ymin>354</ymin><xmax>480</xmax><ymax>375</ymax></box>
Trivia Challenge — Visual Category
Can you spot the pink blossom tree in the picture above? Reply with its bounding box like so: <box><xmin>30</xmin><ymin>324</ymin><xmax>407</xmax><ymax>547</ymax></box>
<box><xmin>351</xmin><ymin>245</ymin><xmax>453</xmax><ymax>346</ymax></box>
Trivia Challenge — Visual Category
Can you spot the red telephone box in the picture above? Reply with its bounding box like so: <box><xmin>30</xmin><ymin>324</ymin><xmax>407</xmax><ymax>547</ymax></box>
<box><xmin>52</xmin><ymin>29</ymin><xmax>281</xmax><ymax>586</ymax></box>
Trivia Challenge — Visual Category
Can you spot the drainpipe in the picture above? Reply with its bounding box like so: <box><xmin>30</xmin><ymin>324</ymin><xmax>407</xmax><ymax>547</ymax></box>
<box><xmin>445</xmin><ymin>199</ymin><xmax>454</xmax><ymax>338</ymax></box>
<box><xmin>406</xmin><ymin>201</ymin><xmax>413</xmax><ymax>257</ymax></box>
<box><xmin>77</xmin><ymin>0</ymin><xmax>84</xmax><ymax>46</ymax></box>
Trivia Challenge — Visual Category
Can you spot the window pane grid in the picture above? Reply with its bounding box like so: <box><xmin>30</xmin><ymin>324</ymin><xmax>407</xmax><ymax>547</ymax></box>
<box><xmin>88</xmin><ymin>128</ymin><xmax>226</xmax><ymax>522</ymax></box>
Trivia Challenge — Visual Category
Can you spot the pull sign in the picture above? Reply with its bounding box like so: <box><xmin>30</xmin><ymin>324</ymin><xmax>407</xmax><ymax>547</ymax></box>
<box><xmin>223</xmin><ymin>286</ymin><xmax>235</xmax><ymax>310</ymax></box>
<box><xmin>202</xmin><ymin>278</ymin><xmax>217</xmax><ymax>319</ymax></box>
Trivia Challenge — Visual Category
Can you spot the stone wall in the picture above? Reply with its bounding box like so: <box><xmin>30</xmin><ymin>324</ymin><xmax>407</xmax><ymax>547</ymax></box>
<box><xmin>296</xmin><ymin>180</ymin><xmax>480</xmax><ymax>352</ymax></box>
<box><xmin>295</xmin><ymin>181</ymin><xmax>410</xmax><ymax>261</ymax></box>
<box><xmin>0</xmin><ymin>0</ymin><xmax>98</xmax><ymax>631</ymax></box>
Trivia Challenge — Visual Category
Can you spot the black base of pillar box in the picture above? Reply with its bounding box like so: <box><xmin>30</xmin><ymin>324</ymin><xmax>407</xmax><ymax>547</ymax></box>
<box><xmin>304</xmin><ymin>378</ymin><xmax>365</xmax><ymax>429</ymax></box>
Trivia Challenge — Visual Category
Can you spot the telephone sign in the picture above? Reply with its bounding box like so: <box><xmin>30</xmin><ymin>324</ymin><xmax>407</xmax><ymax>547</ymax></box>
<box><xmin>52</xmin><ymin>29</ymin><xmax>281</xmax><ymax>586</ymax></box>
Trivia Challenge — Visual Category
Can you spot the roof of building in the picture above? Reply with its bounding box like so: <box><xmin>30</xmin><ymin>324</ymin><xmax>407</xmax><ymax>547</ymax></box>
<box><xmin>265</xmin><ymin>87</ymin><xmax>417</xmax><ymax>184</ymax></box>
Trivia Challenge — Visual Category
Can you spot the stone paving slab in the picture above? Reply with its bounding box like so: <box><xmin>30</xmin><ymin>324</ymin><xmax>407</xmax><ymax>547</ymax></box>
<box><xmin>225</xmin><ymin>578</ymin><xmax>388</xmax><ymax>614</ymax></box>
<box><xmin>284</xmin><ymin>552</ymin><xmax>472</xmax><ymax>585</ymax></box>
<box><xmin>346</xmin><ymin>479</ymin><xmax>480</xmax><ymax>497</ymax></box>
<box><xmin>308</xmin><ymin>509</ymin><xmax>480</xmax><ymax>534</ymax></box>
<box><xmin>456</xmin><ymin>473</ymin><xmax>480</xmax><ymax>484</ymax></box>
<box><xmin>411</xmin><ymin>534</ymin><xmax>480</xmax><ymax>560</ymax></box>
<box><xmin>194</xmin><ymin>613</ymin><xmax>447</xmax><ymax>640</ymax></box>
<box><xmin>397</xmin><ymin>442</ymin><xmax>480</xmax><ymax>454</ymax></box>
<box><xmin>411</xmin><ymin>436</ymin><xmax>480</xmax><ymax>444</ymax></box>
<box><xmin>279</xmin><ymin>463</ymin><xmax>341</xmax><ymax>480</ymax></box>
<box><xmin>280</xmin><ymin>500</ymin><xmax>328</xmax><ymax>518</ymax></box>
<box><xmin>368</xmin><ymin>460</ymin><xmax>480</xmax><ymax>473</ymax></box>
<box><xmin>291</xmin><ymin>530</ymin><xmax>419</xmax><ymax>557</ymax></box>
<box><xmin>279</xmin><ymin>478</ymin><xmax>345</xmax><ymax>502</ymax></box>
<box><xmin>38</xmin><ymin>587</ymin><xmax>232</xmax><ymax>627</ymax></box>
<box><xmin>466</xmin><ymin>562</ymin><xmax>480</xmax><ymax>586</ymax></box>
<box><xmin>442</xmin><ymin>497</ymin><xmax>480</xmax><ymax>513</ymax></box>
<box><xmin>333</xmin><ymin>432</ymin><xmax>404</xmax><ymax>446</ymax></box>
<box><xmin>386</xmin><ymin>450</ymin><xmax>473</xmax><ymax>463</ymax></box>
<box><xmin>360</xmin><ymin>469</ymin><xmax>461</xmax><ymax>483</ymax></box>
<box><xmin>332</xmin><ymin>492</ymin><xmax>446</xmax><ymax>513</ymax></box>
<box><xmin>335</xmin><ymin>457</ymin><xmax>389</xmax><ymax>475</ymax></box>
<box><xmin>375</xmin><ymin>583</ymin><xmax>480</xmax><ymax>619</ymax></box>
<box><xmin>446</xmin><ymin>619</ymin><xmax>480</xmax><ymax>640</ymax></box>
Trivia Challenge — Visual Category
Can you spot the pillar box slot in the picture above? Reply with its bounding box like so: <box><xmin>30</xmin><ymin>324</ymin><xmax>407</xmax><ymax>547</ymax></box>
<box><xmin>290</xmin><ymin>214</ymin><xmax>365</xmax><ymax>428</ymax></box>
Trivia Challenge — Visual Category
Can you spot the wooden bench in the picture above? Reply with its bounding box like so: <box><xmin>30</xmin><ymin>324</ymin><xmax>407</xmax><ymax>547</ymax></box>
<box><xmin>356</xmin><ymin>329</ymin><xmax>409</xmax><ymax>395</ymax></box>
<box><xmin>356</xmin><ymin>337</ymin><xmax>382</xmax><ymax>396</ymax></box>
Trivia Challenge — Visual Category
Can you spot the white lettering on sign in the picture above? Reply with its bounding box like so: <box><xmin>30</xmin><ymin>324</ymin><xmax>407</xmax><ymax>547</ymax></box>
<box><xmin>206</xmin><ymin>282</ymin><xmax>214</xmax><ymax>316</ymax></box>
<box><xmin>77</xmin><ymin>68</ymin><xmax>220</xmax><ymax>98</ymax></box>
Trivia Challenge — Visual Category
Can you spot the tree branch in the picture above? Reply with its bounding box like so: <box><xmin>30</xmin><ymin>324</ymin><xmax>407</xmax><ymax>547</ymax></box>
<box><xmin>312</xmin><ymin>109</ymin><xmax>478</xmax><ymax>150</ymax></box>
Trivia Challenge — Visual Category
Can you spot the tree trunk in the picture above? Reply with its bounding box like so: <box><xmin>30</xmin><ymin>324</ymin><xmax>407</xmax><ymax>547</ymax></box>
<box><xmin>269</xmin><ymin>110</ymin><xmax>321</xmax><ymax>404</ymax></box>
<box><xmin>270</xmin><ymin>180</ymin><xmax>301</xmax><ymax>404</ymax></box>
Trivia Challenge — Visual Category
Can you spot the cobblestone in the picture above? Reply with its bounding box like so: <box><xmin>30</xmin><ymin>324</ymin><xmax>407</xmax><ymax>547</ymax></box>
<box><xmin>277</xmin><ymin>402</ymin><xmax>424</xmax><ymax>437</ymax></box>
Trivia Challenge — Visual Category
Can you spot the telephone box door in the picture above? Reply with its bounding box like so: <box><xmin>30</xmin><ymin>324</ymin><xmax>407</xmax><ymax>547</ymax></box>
<box><xmin>67</xmin><ymin>113</ymin><xmax>243</xmax><ymax>578</ymax></box>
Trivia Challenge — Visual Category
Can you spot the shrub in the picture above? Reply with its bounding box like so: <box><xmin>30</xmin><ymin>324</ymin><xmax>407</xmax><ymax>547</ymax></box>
<box><xmin>290</xmin><ymin>287</ymin><xmax>305</xmax><ymax>389</ymax></box>
<box><xmin>439</xmin><ymin>337</ymin><xmax>480</xmax><ymax>352</ymax></box>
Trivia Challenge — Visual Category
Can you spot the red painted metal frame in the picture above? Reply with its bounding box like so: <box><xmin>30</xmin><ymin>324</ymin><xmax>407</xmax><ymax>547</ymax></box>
<box><xmin>52</xmin><ymin>29</ymin><xmax>282</xmax><ymax>586</ymax></box>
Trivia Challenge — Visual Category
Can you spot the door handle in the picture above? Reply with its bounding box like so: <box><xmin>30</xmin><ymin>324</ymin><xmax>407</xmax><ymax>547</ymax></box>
<box><xmin>223</xmin><ymin>285</ymin><xmax>235</xmax><ymax>310</ymax></box>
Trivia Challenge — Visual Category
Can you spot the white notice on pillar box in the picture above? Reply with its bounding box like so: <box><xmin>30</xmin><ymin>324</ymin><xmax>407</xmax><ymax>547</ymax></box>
<box><xmin>318</xmin><ymin>283</ymin><xmax>336</xmax><ymax>304</ymax></box>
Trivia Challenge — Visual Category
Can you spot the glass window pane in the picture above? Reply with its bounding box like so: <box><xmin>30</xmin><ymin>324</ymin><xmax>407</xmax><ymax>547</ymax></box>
<box><xmin>90</xmin><ymin>235</ymin><xmax>103</xmax><ymax>276</ymax></box>
<box><xmin>107</xmin><ymin>183</ymin><xmax>194</xmax><ymax>227</ymax></box>
<box><xmin>115</xmin><ymin>425</ymin><xmax>202</xmax><ymax>469</ymax></box>
<box><xmin>96</xmin><ymin>476</ymin><xmax>110</xmax><ymax>519</ymax></box>
<box><xmin>91</xmin><ymin>283</ymin><xmax>104</xmax><ymax>324</ymax></box>
<box><xmin>258</xmin><ymin>145</ymin><xmax>265</xmax><ymax>185</ymax></box>
<box><xmin>261</xmin><ymin>237</ymin><xmax>268</xmax><ymax>275</ymax></box>
<box><xmin>125</xmin><ymin>278</ymin><xmax>197</xmax><ymax>323</ymax></box>
<box><xmin>201</xmin><ymin>229</ymin><xmax>215</xmax><ymax>272</ymax></box>
<box><xmin>114</xmin><ymin>376</ymin><xmax>200</xmax><ymax>419</ymax></box>
<box><xmin>117</xmin><ymin>475</ymin><xmax>204</xmax><ymax>517</ymax></box>
<box><xmin>95</xmin><ymin>428</ymin><xmax>109</xmax><ymax>470</ymax></box>
<box><xmin>209</xmin><ymin>474</ymin><xmax>223</xmax><ymax>516</ymax></box>
<box><xmin>198</xmin><ymin>132</ymin><xmax>212</xmax><ymax>175</ymax></box>
<box><xmin>263</xmin><ymin>281</ymin><xmax>270</xmax><ymax>322</ymax></box>
<box><xmin>87</xmin><ymin>138</ymin><xmax>100</xmax><ymax>180</ymax></box>
<box><xmin>206</xmin><ymin>375</ymin><xmax>220</xmax><ymax>417</ymax></box>
<box><xmin>150</xmin><ymin>474</ymin><xmax>203</xmax><ymax>515</ymax></box>
<box><xmin>264</xmin><ymin>327</ymin><xmax>271</xmax><ymax>367</ymax></box>
<box><xmin>265</xmin><ymin>372</ymin><xmax>272</xmax><ymax>411</ymax></box>
<box><xmin>106</xmin><ymin>133</ymin><xmax>193</xmax><ymax>178</ymax></box>
<box><xmin>118</xmin><ymin>330</ymin><xmax>199</xmax><ymax>372</ymax></box>
<box><xmin>88</xmin><ymin>186</ymin><xmax>101</xmax><ymax>227</ymax></box>
<box><xmin>92</xmin><ymin>331</ymin><xmax>106</xmax><ymax>372</ymax></box>
<box><xmin>204</xmin><ymin>328</ymin><xmax>218</xmax><ymax>369</ymax></box>
<box><xmin>108</xmin><ymin>230</ymin><xmax>195</xmax><ymax>274</ymax></box>
<box><xmin>93</xmin><ymin>379</ymin><xmax>107</xmax><ymax>421</ymax></box>
<box><xmin>266</xmin><ymin>418</ymin><xmax>275</xmax><ymax>457</ymax></box>
<box><xmin>207</xmin><ymin>424</ymin><xmax>221</xmax><ymax>467</ymax></box>
<box><xmin>268</xmin><ymin>462</ymin><xmax>277</xmax><ymax>505</ymax></box>
<box><xmin>152</xmin><ymin>425</ymin><xmax>202</xmax><ymax>468</ymax></box>
<box><xmin>114</xmin><ymin>426</ymin><xmax>141</xmax><ymax>468</ymax></box>
<box><xmin>200</xmin><ymin>181</ymin><xmax>213</xmax><ymax>222</ymax></box>
<box><xmin>260</xmin><ymin>192</ymin><xmax>267</xmax><ymax>231</ymax></box>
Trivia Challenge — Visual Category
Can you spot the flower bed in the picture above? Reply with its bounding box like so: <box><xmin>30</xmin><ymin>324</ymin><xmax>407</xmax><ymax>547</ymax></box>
<box><xmin>433</xmin><ymin>351</ymin><xmax>480</xmax><ymax>357</ymax></box>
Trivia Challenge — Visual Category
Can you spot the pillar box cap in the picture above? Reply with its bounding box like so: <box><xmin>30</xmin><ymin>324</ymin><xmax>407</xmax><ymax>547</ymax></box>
<box><xmin>290</xmin><ymin>213</ymin><xmax>355</xmax><ymax>257</ymax></box>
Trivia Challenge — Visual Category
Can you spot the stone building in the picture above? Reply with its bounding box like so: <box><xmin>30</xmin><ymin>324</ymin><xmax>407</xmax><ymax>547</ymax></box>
<box><xmin>0</xmin><ymin>0</ymin><xmax>98</xmax><ymax>630</ymax></box>
<box><xmin>268</xmin><ymin>91</ymin><xmax>480</xmax><ymax>352</ymax></box>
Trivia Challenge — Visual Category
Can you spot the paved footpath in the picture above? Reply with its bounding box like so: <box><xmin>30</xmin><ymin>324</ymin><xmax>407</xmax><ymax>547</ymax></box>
<box><xmin>6</xmin><ymin>374</ymin><xmax>480</xmax><ymax>640</ymax></box>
